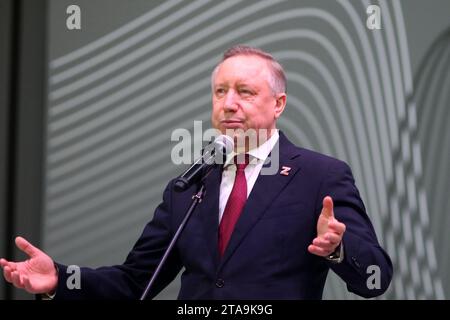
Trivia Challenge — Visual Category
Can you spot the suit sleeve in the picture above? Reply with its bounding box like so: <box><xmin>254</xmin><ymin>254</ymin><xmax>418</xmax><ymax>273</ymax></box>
<box><xmin>317</xmin><ymin>160</ymin><xmax>393</xmax><ymax>298</ymax></box>
<box><xmin>53</xmin><ymin>181</ymin><xmax>183</xmax><ymax>300</ymax></box>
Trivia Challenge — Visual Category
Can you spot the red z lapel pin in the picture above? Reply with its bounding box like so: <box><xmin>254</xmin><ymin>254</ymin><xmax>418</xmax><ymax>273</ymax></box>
<box><xmin>280</xmin><ymin>166</ymin><xmax>291</xmax><ymax>176</ymax></box>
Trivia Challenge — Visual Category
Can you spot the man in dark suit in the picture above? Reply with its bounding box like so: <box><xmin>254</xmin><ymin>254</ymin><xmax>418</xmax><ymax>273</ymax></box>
<box><xmin>0</xmin><ymin>45</ymin><xmax>392</xmax><ymax>299</ymax></box>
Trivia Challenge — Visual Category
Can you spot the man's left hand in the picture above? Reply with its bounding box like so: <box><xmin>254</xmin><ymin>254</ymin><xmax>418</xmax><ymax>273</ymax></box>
<box><xmin>308</xmin><ymin>196</ymin><xmax>346</xmax><ymax>257</ymax></box>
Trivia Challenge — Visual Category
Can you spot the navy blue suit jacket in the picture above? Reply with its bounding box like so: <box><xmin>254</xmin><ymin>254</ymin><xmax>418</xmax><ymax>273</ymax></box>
<box><xmin>55</xmin><ymin>132</ymin><xmax>392</xmax><ymax>299</ymax></box>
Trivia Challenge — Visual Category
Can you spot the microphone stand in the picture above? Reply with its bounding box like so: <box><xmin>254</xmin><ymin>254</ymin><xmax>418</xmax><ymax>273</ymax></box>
<box><xmin>139</xmin><ymin>184</ymin><xmax>206</xmax><ymax>300</ymax></box>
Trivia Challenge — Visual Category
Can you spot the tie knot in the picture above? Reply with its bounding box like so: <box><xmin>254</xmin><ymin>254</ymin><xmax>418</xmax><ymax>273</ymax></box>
<box><xmin>234</xmin><ymin>154</ymin><xmax>249</xmax><ymax>171</ymax></box>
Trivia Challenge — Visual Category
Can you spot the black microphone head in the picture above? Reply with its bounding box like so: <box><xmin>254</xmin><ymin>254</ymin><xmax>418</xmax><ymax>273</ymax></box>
<box><xmin>174</xmin><ymin>135</ymin><xmax>234</xmax><ymax>192</ymax></box>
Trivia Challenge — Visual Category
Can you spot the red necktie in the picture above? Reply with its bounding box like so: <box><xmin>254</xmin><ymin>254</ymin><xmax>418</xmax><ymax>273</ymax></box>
<box><xmin>218</xmin><ymin>154</ymin><xmax>249</xmax><ymax>257</ymax></box>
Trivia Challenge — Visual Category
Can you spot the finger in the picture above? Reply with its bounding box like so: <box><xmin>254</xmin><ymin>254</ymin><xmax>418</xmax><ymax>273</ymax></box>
<box><xmin>15</xmin><ymin>236</ymin><xmax>40</xmax><ymax>258</ymax></box>
<box><xmin>312</xmin><ymin>238</ymin><xmax>335</xmax><ymax>252</ymax></box>
<box><xmin>0</xmin><ymin>258</ymin><xmax>11</xmax><ymax>268</ymax></box>
<box><xmin>3</xmin><ymin>266</ymin><xmax>13</xmax><ymax>283</ymax></box>
<box><xmin>312</xmin><ymin>237</ymin><xmax>332</xmax><ymax>247</ymax></box>
<box><xmin>23</xmin><ymin>275</ymin><xmax>34</xmax><ymax>293</ymax></box>
<box><xmin>19</xmin><ymin>274</ymin><xmax>25</xmax><ymax>287</ymax></box>
<box><xmin>11</xmin><ymin>271</ymin><xmax>24</xmax><ymax>289</ymax></box>
<box><xmin>328</xmin><ymin>219</ymin><xmax>346</xmax><ymax>234</ymax></box>
<box><xmin>11</xmin><ymin>271</ymin><xmax>20</xmax><ymax>287</ymax></box>
<box><xmin>0</xmin><ymin>258</ymin><xmax>17</xmax><ymax>271</ymax></box>
<box><xmin>321</xmin><ymin>196</ymin><xmax>334</xmax><ymax>219</ymax></box>
<box><xmin>308</xmin><ymin>244</ymin><xmax>329</xmax><ymax>257</ymax></box>
<box><xmin>324</xmin><ymin>232</ymin><xmax>342</xmax><ymax>245</ymax></box>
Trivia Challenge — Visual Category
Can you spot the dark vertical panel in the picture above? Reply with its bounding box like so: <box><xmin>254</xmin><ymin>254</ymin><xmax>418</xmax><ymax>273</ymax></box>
<box><xmin>0</xmin><ymin>0</ymin><xmax>16</xmax><ymax>300</ymax></box>
<box><xmin>0</xmin><ymin>0</ymin><xmax>10</xmax><ymax>300</ymax></box>
<box><xmin>8</xmin><ymin>0</ymin><xmax>47</xmax><ymax>300</ymax></box>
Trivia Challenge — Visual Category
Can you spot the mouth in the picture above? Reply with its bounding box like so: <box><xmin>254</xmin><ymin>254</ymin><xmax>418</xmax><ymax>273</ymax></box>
<box><xmin>221</xmin><ymin>119</ymin><xmax>244</xmax><ymax>128</ymax></box>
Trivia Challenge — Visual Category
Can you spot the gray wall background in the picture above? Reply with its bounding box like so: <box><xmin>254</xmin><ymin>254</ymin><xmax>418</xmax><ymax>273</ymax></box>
<box><xmin>37</xmin><ymin>0</ymin><xmax>450</xmax><ymax>299</ymax></box>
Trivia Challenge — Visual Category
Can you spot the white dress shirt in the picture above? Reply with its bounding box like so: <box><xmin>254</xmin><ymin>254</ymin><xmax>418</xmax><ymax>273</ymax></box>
<box><xmin>219</xmin><ymin>130</ymin><xmax>279</xmax><ymax>222</ymax></box>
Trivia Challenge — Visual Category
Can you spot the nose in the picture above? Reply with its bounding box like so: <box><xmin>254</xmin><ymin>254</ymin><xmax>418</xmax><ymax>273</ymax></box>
<box><xmin>223</xmin><ymin>90</ymin><xmax>238</xmax><ymax>112</ymax></box>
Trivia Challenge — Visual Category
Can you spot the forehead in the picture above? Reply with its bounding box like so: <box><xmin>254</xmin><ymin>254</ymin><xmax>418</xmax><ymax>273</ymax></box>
<box><xmin>214</xmin><ymin>55</ymin><xmax>271</xmax><ymax>86</ymax></box>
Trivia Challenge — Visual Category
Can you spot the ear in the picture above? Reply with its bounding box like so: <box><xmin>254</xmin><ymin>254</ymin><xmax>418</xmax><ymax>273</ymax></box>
<box><xmin>274</xmin><ymin>93</ymin><xmax>287</xmax><ymax>119</ymax></box>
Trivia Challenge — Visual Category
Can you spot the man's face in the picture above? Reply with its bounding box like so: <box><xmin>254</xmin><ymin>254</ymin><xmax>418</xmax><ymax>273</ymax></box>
<box><xmin>211</xmin><ymin>55</ymin><xmax>285</xmax><ymax>147</ymax></box>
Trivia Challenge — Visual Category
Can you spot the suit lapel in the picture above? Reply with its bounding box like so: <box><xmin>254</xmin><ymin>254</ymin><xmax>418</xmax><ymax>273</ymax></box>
<box><xmin>197</xmin><ymin>165</ymin><xmax>222</xmax><ymax>267</ymax></box>
<box><xmin>218</xmin><ymin>132</ymin><xmax>302</xmax><ymax>269</ymax></box>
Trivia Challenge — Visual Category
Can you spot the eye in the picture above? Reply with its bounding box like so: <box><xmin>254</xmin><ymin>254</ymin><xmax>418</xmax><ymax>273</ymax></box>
<box><xmin>215</xmin><ymin>87</ymin><xmax>226</xmax><ymax>97</ymax></box>
<box><xmin>239</xmin><ymin>88</ymin><xmax>254</xmax><ymax>97</ymax></box>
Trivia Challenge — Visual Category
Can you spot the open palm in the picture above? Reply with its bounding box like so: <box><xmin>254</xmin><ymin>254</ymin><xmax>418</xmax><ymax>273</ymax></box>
<box><xmin>0</xmin><ymin>237</ymin><xmax>58</xmax><ymax>294</ymax></box>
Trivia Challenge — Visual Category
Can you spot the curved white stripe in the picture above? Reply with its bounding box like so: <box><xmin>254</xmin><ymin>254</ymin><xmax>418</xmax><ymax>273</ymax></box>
<box><xmin>287</xmin><ymin>72</ymin><xmax>348</xmax><ymax>158</ymax></box>
<box><xmin>278</xmin><ymin>118</ymin><xmax>315</xmax><ymax>151</ymax></box>
<box><xmin>287</xmin><ymin>96</ymin><xmax>333</xmax><ymax>153</ymax></box>
<box><xmin>50</xmin><ymin>0</ymin><xmax>184</xmax><ymax>69</ymax></box>
<box><xmin>339</xmin><ymin>0</ymin><xmax>392</xmax><ymax>209</ymax></box>
<box><xmin>378</xmin><ymin>0</ymin><xmax>406</xmax><ymax>122</ymax></box>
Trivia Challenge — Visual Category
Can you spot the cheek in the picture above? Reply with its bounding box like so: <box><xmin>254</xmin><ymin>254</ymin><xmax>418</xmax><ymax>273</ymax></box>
<box><xmin>249</xmin><ymin>107</ymin><xmax>273</xmax><ymax>126</ymax></box>
<box><xmin>243</xmin><ymin>105</ymin><xmax>261</xmax><ymax>121</ymax></box>
<box><xmin>212</xmin><ymin>98</ymin><xmax>222</xmax><ymax>111</ymax></box>
<box><xmin>261</xmin><ymin>101</ymin><xmax>276</xmax><ymax>117</ymax></box>
<box><xmin>211</xmin><ymin>105</ymin><xmax>221</xmax><ymax>122</ymax></box>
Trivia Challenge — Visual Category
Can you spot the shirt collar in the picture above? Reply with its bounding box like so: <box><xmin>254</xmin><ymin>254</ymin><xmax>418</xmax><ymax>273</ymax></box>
<box><xmin>224</xmin><ymin>130</ymin><xmax>280</xmax><ymax>167</ymax></box>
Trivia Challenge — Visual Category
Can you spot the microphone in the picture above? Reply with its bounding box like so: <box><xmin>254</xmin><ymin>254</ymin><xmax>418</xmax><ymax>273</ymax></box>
<box><xmin>174</xmin><ymin>135</ymin><xmax>234</xmax><ymax>191</ymax></box>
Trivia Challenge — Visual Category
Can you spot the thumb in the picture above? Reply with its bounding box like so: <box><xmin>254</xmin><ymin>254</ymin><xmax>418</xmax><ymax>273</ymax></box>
<box><xmin>15</xmin><ymin>236</ymin><xmax>41</xmax><ymax>258</ymax></box>
<box><xmin>321</xmin><ymin>196</ymin><xmax>334</xmax><ymax>219</ymax></box>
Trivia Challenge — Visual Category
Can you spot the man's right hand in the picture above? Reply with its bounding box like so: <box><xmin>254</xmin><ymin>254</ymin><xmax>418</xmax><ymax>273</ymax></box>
<box><xmin>0</xmin><ymin>236</ymin><xmax>58</xmax><ymax>295</ymax></box>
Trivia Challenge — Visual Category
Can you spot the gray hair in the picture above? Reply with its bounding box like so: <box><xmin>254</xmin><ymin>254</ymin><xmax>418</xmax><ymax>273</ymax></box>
<box><xmin>211</xmin><ymin>45</ymin><xmax>287</xmax><ymax>94</ymax></box>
